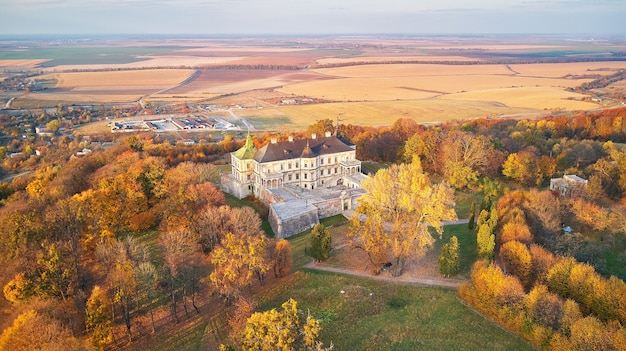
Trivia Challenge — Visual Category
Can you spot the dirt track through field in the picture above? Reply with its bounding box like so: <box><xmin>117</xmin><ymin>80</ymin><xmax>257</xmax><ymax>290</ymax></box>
<box><xmin>303</xmin><ymin>261</ymin><xmax>466</xmax><ymax>288</ymax></box>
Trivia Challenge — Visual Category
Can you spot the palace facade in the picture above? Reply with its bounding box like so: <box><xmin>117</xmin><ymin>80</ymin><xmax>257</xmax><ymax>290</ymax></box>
<box><xmin>221</xmin><ymin>132</ymin><xmax>366</xmax><ymax>238</ymax></box>
<box><xmin>224</xmin><ymin>132</ymin><xmax>362</xmax><ymax>199</ymax></box>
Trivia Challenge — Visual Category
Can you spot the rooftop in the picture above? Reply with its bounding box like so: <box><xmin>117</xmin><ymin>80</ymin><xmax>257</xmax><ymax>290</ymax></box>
<box><xmin>253</xmin><ymin>135</ymin><xmax>354</xmax><ymax>163</ymax></box>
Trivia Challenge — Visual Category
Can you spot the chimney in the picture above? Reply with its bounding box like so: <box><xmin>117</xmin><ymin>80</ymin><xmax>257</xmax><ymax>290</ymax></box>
<box><xmin>325</xmin><ymin>131</ymin><xmax>332</xmax><ymax>137</ymax></box>
<box><xmin>288</xmin><ymin>135</ymin><xmax>293</xmax><ymax>142</ymax></box>
<box><xmin>311</xmin><ymin>133</ymin><xmax>316</xmax><ymax>139</ymax></box>
<box><xmin>271</xmin><ymin>138</ymin><xmax>277</xmax><ymax>144</ymax></box>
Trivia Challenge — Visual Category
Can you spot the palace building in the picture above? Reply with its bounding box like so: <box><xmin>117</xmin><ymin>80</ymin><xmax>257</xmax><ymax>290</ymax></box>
<box><xmin>222</xmin><ymin>131</ymin><xmax>366</xmax><ymax>238</ymax></box>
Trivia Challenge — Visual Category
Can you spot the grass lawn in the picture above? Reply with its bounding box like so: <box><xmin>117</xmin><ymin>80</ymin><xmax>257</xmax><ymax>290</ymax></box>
<box><xmin>453</xmin><ymin>188</ymin><xmax>484</xmax><ymax>220</ymax></box>
<box><xmin>287</xmin><ymin>214</ymin><xmax>349</xmax><ymax>268</ymax></box>
<box><xmin>432</xmin><ymin>224</ymin><xmax>477</xmax><ymax>278</ymax></box>
<box><xmin>361</xmin><ymin>161</ymin><xmax>388</xmax><ymax>175</ymax></box>
<box><xmin>255</xmin><ymin>270</ymin><xmax>534</xmax><ymax>351</ymax></box>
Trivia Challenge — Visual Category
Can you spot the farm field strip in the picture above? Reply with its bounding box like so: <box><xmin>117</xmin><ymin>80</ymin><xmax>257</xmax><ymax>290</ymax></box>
<box><xmin>438</xmin><ymin>86</ymin><xmax>598</xmax><ymax>110</ymax></box>
<box><xmin>315</xmin><ymin>55</ymin><xmax>484</xmax><ymax>64</ymax></box>
<box><xmin>508</xmin><ymin>61</ymin><xmax>626</xmax><ymax>77</ymax></box>
<box><xmin>45</xmin><ymin>56</ymin><xmax>244</xmax><ymax>72</ymax></box>
<box><xmin>41</xmin><ymin>69</ymin><xmax>195</xmax><ymax>88</ymax></box>
<box><xmin>276</xmin><ymin>74</ymin><xmax>590</xmax><ymax>100</ymax></box>
<box><xmin>272</xmin><ymin>99</ymin><xmax>538</xmax><ymax>127</ymax></box>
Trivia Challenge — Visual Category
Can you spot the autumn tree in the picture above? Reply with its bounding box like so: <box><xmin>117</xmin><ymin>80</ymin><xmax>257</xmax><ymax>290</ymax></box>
<box><xmin>210</xmin><ymin>232</ymin><xmax>270</xmax><ymax>303</ymax></box>
<box><xmin>193</xmin><ymin>205</ymin><xmax>261</xmax><ymax>255</ymax></box>
<box><xmin>438</xmin><ymin>236</ymin><xmax>460</xmax><ymax>278</ymax></box>
<box><xmin>272</xmin><ymin>239</ymin><xmax>293</xmax><ymax>278</ymax></box>
<box><xmin>86</xmin><ymin>285</ymin><xmax>113</xmax><ymax>350</ymax></box>
<box><xmin>35</xmin><ymin>242</ymin><xmax>73</xmax><ymax>300</ymax></box>
<box><xmin>160</xmin><ymin>228</ymin><xmax>197</xmax><ymax>322</ymax></box>
<box><xmin>529</xmin><ymin>244</ymin><xmax>558</xmax><ymax>285</ymax></box>
<box><xmin>309</xmin><ymin>223</ymin><xmax>332</xmax><ymax>262</ymax></box>
<box><xmin>307</xmin><ymin>118</ymin><xmax>336</xmax><ymax>137</ymax></box>
<box><xmin>476</xmin><ymin>207</ymin><xmax>497</xmax><ymax>261</ymax></box>
<box><xmin>499</xmin><ymin>221</ymin><xmax>533</xmax><ymax>245</ymax></box>
<box><xmin>502</xmin><ymin>151</ymin><xmax>537</xmax><ymax>186</ymax></box>
<box><xmin>499</xmin><ymin>240</ymin><xmax>532</xmax><ymax>288</ymax></box>
<box><xmin>349</xmin><ymin>157</ymin><xmax>456</xmax><ymax>277</ymax></box>
<box><xmin>402</xmin><ymin>132</ymin><xmax>425</xmax><ymax>163</ymax></box>
<box><xmin>0</xmin><ymin>309</ymin><xmax>85</xmax><ymax>351</ymax></box>
<box><xmin>46</xmin><ymin>119</ymin><xmax>60</xmax><ymax>133</ymax></box>
<box><xmin>526</xmin><ymin>284</ymin><xmax>563</xmax><ymax>330</ymax></box>
<box><xmin>135</xmin><ymin>261</ymin><xmax>159</xmax><ymax>333</ymax></box>
<box><xmin>227</xmin><ymin>298</ymin><xmax>257</xmax><ymax>343</ymax></box>
<box><xmin>439</xmin><ymin>131</ymin><xmax>501</xmax><ymax>188</ymax></box>
<box><xmin>479</xmin><ymin>177</ymin><xmax>506</xmax><ymax>212</ymax></box>
<box><xmin>524</xmin><ymin>189</ymin><xmax>561</xmax><ymax>235</ymax></box>
<box><xmin>227</xmin><ymin>298</ymin><xmax>331</xmax><ymax>351</ymax></box>
<box><xmin>468</xmin><ymin>201</ymin><xmax>476</xmax><ymax>230</ymax></box>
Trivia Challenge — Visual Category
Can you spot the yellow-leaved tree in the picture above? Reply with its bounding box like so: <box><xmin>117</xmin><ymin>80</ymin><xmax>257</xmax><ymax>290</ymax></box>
<box><xmin>221</xmin><ymin>298</ymin><xmax>331</xmax><ymax>351</ymax></box>
<box><xmin>348</xmin><ymin>157</ymin><xmax>456</xmax><ymax>277</ymax></box>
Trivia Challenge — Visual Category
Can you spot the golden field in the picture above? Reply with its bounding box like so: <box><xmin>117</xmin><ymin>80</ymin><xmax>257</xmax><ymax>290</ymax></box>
<box><xmin>46</xmin><ymin>56</ymin><xmax>242</xmax><ymax>72</ymax></box>
<box><xmin>0</xmin><ymin>59</ymin><xmax>51</xmax><ymax>67</ymax></box>
<box><xmin>8</xmin><ymin>38</ymin><xmax>626</xmax><ymax>128</ymax></box>
<box><xmin>507</xmin><ymin>62</ymin><xmax>626</xmax><ymax>78</ymax></box>
<box><xmin>260</xmin><ymin>99</ymin><xmax>538</xmax><ymax>127</ymax></box>
<box><xmin>438</xmin><ymin>86</ymin><xmax>597</xmax><ymax>110</ymax></box>
<box><xmin>43</xmin><ymin>69</ymin><xmax>195</xmax><ymax>88</ymax></box>
<box><xmin>316</xmin><ymin>55</ymin><xmax>483</xmax><ymax>65</ymax></box>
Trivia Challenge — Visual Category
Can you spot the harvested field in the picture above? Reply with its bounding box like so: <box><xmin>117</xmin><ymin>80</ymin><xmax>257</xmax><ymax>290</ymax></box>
<box><xmin>6</xmin><ymin>38</ymin><xmax>626</xmax><ymax>130</ymax></box>
<box><xmin>25</xmin><ymin>92</ymin><xmax>145</xmax><ymax>103</ymax></box>
<box><xmin>41</xmin><ymin>69</ymin><xmax>194</xmax><ymax>88</ymax></box>
<box><xmin>438</xmin><ymin>86</ymin><xmax>597</xmax><ymax>110</ymax></box>
<box><xmin>257</xmin><ymin>99</ymin><xmax>539</xmax><ymax>128</ymax></box>
<box><xmin>46</xmin><ymin>56</ymin><xmax>242</xmax><ymax>72</ymax></box>
<box><xmin>0</xmin><ymin>59</ymin><xmax>50</xmax><ymax>67</ymax></box>
<box><xmin>316</xmin><ymin>55</ymin><xmax>482</xmax><ymax>65</ymax></box>
<box><xmin>153</xmin><ymin>69</ymin><xmax>331</xmax><ymax>100</ymax></box>
<box><xmin>312</xmin><ymin>64</ymin><xmax>514</xmax><ymax>78</ymax></box>
<box><xmin>277</xmin><ymin>77</ymin><xmax>441</xmax><ymax>101</ymax></box>
<box><xmin>276</xmin><ymin>74</ymin><xmax>589</xmax><ymax>101</ymax></box>
<box><xmin>508</xmin><ymin>62</ymin><xmax>626</xmax><ymax>78</ymax></box>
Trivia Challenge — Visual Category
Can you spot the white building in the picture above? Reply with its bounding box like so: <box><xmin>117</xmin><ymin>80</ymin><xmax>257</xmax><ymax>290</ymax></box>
<box><xmin>550</xmin><ymin>174</ymin><xmax>588</xmax><ymax>197</ymax></box>
<box><xmin>224</xmin><ymin>132</ymin><xmax>363</xmax><ymax>199</ymax></box>
<box><xmin>222</xmin><ymin>132</ymin><xmax>366</xmax><ymax>238</ymax></box>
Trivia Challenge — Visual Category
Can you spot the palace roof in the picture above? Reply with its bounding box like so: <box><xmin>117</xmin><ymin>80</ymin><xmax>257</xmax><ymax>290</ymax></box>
<box><xmin>253</xmin><ymin>136</ymin><xmax>354</xmax><ymax>163</ymax></box>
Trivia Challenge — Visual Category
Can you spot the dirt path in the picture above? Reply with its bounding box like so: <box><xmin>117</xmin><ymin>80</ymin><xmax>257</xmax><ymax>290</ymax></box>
<box><xmin>304</xmin><ymin>214</ymin><xmax>470</xmax><ymax>289</ymax></box>
<box><xmin>303</xmin><ymin>261</ymin><xmax>466</xmax><ymax>288</ymax></box>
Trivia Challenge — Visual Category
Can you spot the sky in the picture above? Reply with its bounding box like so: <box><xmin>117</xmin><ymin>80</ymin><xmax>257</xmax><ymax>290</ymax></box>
<box><xmin>0</xmin><ymin>0</ymin><xmax>625</xmax><ymax>36</ymax></box>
